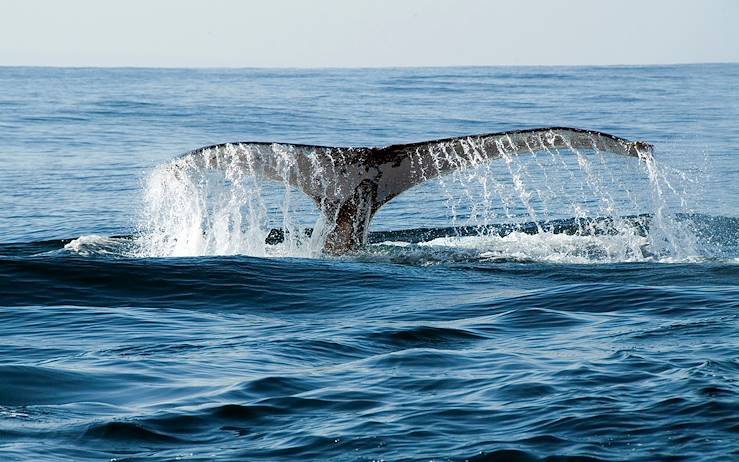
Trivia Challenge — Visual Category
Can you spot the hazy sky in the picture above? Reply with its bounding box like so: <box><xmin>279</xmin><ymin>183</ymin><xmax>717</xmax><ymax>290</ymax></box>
<box><xmin>1</xmin><ymin>0</ymin><xmax>737</xmax><ymax>67</ymax></box>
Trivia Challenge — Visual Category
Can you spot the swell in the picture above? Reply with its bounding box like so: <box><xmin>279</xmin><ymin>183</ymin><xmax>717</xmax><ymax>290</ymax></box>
<box><xmin>1</xmin><ymin>255</ymin><xmax>738</xmax><ymax>310</ymax></box>
<box><xmin>2</xmin><ymin>281</ymin><xmax>737</xmax><ymax>461</ymax></box>
<box><xmin>36</xmin><ymin>362</ymin><xmax>739</xmax><ymax>461</ymax></box>
<box><xmin>0</xmin><ymin>255</ymin><xmax>427</xmax><ymax>310</ymax></box>
<box><xmin>0</xmin><ymin>364</ymin><xmax>154</xmax><ymax>406</ymax></box>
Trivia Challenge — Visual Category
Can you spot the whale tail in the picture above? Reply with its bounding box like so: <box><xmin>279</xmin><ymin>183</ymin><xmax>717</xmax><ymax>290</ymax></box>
<box><xmin>177</xmin><ymin>127</ymin><xmax>653</xmax><ymax>254</ymax></box>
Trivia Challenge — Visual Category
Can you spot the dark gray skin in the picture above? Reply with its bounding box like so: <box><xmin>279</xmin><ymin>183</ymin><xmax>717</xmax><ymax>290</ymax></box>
<box><xmin>178</xmin><ymin>127</ymin><xmax>654</xmax><ymax>254</ymax></box>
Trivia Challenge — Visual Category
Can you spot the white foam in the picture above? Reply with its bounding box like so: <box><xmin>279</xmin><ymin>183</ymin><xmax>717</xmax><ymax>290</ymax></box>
<box><xmin>63</xmin><ymin>235</ymin><xmax>131</xmax><ymax>257</ymax></box>
<box><xmin>365</xmin><ymin>229</ymin><xmax>651</xmax><ymax>264</ymax></box>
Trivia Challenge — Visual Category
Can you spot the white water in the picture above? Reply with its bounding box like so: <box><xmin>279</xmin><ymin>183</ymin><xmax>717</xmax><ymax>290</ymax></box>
<box><xmin>134</xmin><ymin>145</ymin><xmax>323</xmax><ymax>258</ymax></box>
<box><xmin>370</xmin><ymin>231</ymin><xmax>650</xmax><ymax>265</ymax></box>
<box><xmin>128</xmin><ymin>138</ymin><xmax>701</xmax><ymax>264</ymax></box>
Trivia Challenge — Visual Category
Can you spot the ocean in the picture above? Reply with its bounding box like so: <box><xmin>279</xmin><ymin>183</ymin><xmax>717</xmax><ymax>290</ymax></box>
<box><xmin>0</xmin><ymin>64</ymin><xmax>737</xmax><ymax>461</ymax></box>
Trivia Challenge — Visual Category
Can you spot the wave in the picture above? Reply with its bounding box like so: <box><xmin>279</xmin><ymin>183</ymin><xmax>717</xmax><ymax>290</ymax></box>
<box><xmin>2</xmin><ymin>214</ymin><xmax>728</xmax><ymax>265</ymax></box>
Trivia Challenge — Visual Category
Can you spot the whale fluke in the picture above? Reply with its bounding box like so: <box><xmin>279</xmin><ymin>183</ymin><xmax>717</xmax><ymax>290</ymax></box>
<box><xmin>177</xmin><ymin>127</ymin><xmax>653</xmax><ymax>254</ymax></box>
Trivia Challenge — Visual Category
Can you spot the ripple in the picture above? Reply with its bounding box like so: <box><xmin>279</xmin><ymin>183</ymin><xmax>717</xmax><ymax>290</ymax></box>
<box><xmin>372</xmin><ymin>325</ymin><xmax>486</xmax><ymax>349</ymax></box>
<box><xmin>464</xmin><ymin>449</ymin><xmax>610</xmax><ymax>462</ymax></box>
<box><xmin>0</xmin><ymin>365</ymin><xmax>123</xmax><ymax>406</ymax></box>
<box><xmin>83</xmin><ymin>421</ymin><xmax>183</xmax><ymax>444</ymax></box>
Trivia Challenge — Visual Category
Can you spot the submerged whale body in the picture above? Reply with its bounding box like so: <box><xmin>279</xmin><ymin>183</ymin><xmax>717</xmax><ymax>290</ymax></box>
<box><xmin>177</xmin><ymin>127</ymin><xmax>653</xmax><ymax>254</ymax></box>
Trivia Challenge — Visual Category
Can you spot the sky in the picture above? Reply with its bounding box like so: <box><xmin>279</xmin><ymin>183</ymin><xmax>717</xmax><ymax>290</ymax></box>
<box><xmin>0</xmin><ymin>0</ymin><xmax>737</xmax><ymax>68</ymax></box>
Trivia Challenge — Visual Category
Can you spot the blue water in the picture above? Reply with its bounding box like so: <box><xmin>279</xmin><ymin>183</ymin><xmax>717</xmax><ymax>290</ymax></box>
<box><xmin>1</xmin><ymin>65</ymin><xmax>738</xmax><ymax>461</ymax></box>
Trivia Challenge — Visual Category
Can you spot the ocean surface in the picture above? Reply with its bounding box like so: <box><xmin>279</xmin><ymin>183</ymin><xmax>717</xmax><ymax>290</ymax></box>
<box><xmin>0</xmin><ymin>64</ymin><xmax>738</xmax><ymax>461</ymax></box>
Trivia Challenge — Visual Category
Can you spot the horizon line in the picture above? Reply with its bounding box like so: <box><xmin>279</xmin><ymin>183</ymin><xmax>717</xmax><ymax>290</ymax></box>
<box><xmin>1</xmin><ymin>61</ymin><xmax>737</xmax><ymax>71</ymax></box>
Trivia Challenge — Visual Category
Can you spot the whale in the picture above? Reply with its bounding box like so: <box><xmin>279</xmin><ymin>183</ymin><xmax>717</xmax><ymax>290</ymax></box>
<box><xmin>176</xmin><ymin>127</ymin><xmax>653</xmax><ymax>254</ymax></box>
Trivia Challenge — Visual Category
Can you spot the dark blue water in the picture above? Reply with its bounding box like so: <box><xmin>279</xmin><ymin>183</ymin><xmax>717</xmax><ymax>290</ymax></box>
<box><xmin>1</xmin><ymin>65</ymin><xmax>738</xmax><ymax>461</ymax></box>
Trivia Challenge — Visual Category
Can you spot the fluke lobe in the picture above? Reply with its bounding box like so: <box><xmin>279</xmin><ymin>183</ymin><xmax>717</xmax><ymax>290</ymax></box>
<box><xmin>177</xmin><ymin>127</ymin><xmax>654</xmax><ymax>254</ymax></box>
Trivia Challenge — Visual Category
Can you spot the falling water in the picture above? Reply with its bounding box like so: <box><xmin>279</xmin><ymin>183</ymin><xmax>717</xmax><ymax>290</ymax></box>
<box><xmin>134</xmin><ymin>144</ymin><xmax>323</xmax><ymax>258</ymax></box>
<box><xmin>134</xmin><ymin>134</ymin><xmax>699</xmax><ymax>263</ymax></box>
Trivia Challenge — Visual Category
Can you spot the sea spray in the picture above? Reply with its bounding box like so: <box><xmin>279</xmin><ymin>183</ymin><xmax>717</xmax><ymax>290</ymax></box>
<box><xmin>132</xmin><ymin>136</ymin><xmax>698</xmax><ymax>263</ymax></box>
<box><xmin>134</xmin><ymin>145</ymin><xmax>321</xmax><ymax>258</ymax></box>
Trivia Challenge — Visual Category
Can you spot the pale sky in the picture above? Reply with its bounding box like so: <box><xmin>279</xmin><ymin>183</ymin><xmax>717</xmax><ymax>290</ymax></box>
<box><xmin>1</xmin><ymin>0</ymin><xmax>737</xmax><ymax>68</ymax></box>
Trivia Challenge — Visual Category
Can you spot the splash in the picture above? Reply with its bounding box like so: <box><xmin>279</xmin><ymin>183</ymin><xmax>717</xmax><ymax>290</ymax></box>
<box><xmin>130</xmin><ymin>134</ymin><xmax>702</xmax><ymax>263</ymax></box>
<box><xmin>62</xmin><ymin>235</ymin><xmax>134</xmax><ymax>257</ymax></box>
<box><xmin>370</xmin><ymin>231</ymin><xmax>650</xmax><ymax>265</ymax></box>
<box><xmin>134</xmin><ymin>145</ymin><xmax>323</xmax><ymax>258</ymax></box>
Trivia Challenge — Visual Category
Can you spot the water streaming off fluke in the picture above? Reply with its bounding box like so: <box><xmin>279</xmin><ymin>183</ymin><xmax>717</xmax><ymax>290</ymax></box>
<box><xmin>132</xmin><ymin>127</ymin><xmax>699</xmax><ymax>263</ymax></box>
